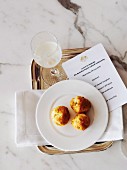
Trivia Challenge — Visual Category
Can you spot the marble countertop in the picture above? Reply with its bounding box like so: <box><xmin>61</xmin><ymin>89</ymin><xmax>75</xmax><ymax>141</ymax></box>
<box><xmin>0</xmin><ymin>0</ymin><xmax>127</xmax><ymax>169</ymax></box>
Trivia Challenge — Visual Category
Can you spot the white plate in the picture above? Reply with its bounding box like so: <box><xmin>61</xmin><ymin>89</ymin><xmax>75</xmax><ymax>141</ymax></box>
<box><xmin>36</xmin><ymin>80</ymin><xmax>108</xmax><ymax>151</ymax></box>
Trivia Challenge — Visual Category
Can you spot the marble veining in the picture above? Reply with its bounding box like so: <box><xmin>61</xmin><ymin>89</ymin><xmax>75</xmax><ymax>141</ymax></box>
<box><xmin>57</xmin><ymin>0</ymin><xmax>127</xmax><ymax>59</ymax></box>
<box><xmin>0</xmin><ymin>0</ymin><xmax>127</xmax><ymax>170</ymax></box>
<box><xmin>58</xmin><ymin>0</ymin><xmax>86</xmax><ymax>46</ymax></box>
<box><xmin>110</xmin><ymin>55</ymin><xmax>127</xmax><ymax>71</ymax></box>
<box><xmin>5</xmin><ymin>146</ymin><xmax>17</xmax><ymax>157</ymax></box>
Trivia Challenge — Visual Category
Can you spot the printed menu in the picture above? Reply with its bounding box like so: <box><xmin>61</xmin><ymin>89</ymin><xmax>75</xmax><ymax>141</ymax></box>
<box><xmin>62</xmin><ymin>43</ymin><xmax>127</xmax><ymax>112</ymax></box>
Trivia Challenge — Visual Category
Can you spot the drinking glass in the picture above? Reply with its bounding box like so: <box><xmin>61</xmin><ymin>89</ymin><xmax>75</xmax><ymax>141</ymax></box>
<box><xmin>31</xmin><ymin>31</ymin><xmax>64</xmax><ymax>86</ymax></box>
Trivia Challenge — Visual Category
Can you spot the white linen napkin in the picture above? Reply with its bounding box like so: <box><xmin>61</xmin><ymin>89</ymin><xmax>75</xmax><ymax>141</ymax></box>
<box><xmin>15</xmin><ymin>90</ymin><xmax>123</xmax><ymax>147</ymax></box>
<box><xmin>15</xmin><ymin>90</ymin><xmax>47</xmax><ymax>146</ymax></box>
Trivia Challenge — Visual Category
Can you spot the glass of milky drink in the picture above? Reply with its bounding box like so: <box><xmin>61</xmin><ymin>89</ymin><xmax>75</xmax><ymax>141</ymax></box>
<box><xmin>31</xmin><ymin>31</ymin><xmax>63</xmax><ymax>85</ymax></box>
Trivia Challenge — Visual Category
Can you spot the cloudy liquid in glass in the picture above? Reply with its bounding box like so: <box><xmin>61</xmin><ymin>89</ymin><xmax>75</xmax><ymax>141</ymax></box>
<box><xmin>34</xmin><ymin>41</ymin><xmax>62</xmax><ymax>68</ymax></box>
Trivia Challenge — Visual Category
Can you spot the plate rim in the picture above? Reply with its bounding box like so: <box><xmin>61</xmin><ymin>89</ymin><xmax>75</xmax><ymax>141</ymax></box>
<box><xmin>36</xmin><ymin>79</ymin><xmax>109</xmax><ymax>151</ymax></box>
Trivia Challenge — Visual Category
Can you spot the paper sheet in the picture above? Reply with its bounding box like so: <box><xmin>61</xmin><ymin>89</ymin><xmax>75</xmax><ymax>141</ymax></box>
<box><xmin>62</xmin><ymin>44</ymin><xmax>127</xmax><ymax>112</ymax></box>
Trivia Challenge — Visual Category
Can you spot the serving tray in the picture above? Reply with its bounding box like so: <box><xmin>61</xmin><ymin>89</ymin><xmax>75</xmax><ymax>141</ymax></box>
<box><xmin>31</xmin><ymin>47</ymin><xmax>113</xmax><ymax>154</ymax></box>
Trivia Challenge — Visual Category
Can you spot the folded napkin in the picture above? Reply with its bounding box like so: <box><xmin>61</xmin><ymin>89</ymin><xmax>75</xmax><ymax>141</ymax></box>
<box><xmin>15</xmin><ymin>90</ymin><xmax>47</xmax><ymax>146</ymax></box>
<box><xmin>15</xmin><ymin>90</ymin><xmax>123</xmax><ymax>147</ymax></box>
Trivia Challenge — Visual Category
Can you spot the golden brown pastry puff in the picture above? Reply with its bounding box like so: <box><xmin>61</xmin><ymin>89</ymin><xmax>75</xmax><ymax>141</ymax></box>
<box><xmin>70</xmin><ymin>96</ymin><xmax>91</xmax><ymax>113</ymax></box>
<box><xmin>51</xmin><ymin>106</ymin><xmax>70</xmax><ymax>126</ymax></box>
<box><xmin>71</xmin><ymin>114</ymin><xmax>90</xmax><ymax>130</ymax></box>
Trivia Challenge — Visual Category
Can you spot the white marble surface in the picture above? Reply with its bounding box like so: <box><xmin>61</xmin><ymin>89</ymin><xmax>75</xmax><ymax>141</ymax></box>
<box><xmin>0</xmin><ymin>0</ymin><xmax>127</xmax><ymax>169</ymax></box>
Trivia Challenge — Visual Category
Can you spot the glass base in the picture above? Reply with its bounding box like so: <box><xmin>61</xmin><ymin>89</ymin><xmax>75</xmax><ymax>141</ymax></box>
<box><xmin>42</xmin><ymin>64</ymin><xmax>67</xmax><ymax>86</ymax></box>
